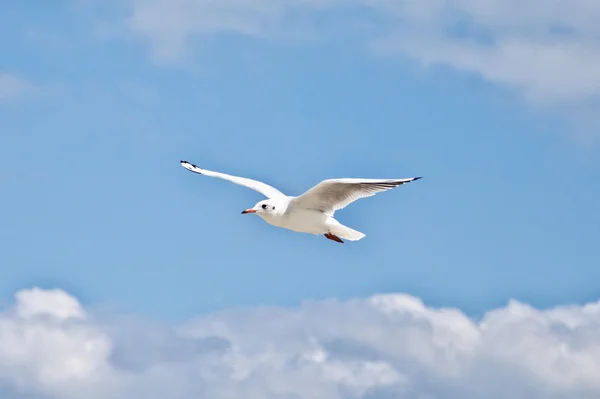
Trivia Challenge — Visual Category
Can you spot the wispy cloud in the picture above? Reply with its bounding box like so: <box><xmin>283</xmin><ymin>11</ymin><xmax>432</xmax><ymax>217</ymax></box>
<box><xmin>2</xmin><ymin>287</ymin><xmax>600</xmax><ymax>398</ymax></box>
<box><xmin>371</xmin><ymin>0</ymin><xmax>600</xmax><ymax>106</ymax></box>
<box><xmin>93</xmin><ymin>0</ymin><xmax>600</xmax><ymax>108</ymax></box>
<box><xmin>0</xmin><ymin>72</ymin><xmax>36</xmax><ymax>102</ymax></box>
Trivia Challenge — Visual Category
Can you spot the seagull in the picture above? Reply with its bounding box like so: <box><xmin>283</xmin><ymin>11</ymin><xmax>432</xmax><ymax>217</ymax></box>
<box><xmin>180</xmin><ymin>160</ymin><xmax>422</xmax><ymax>243</ymax></box>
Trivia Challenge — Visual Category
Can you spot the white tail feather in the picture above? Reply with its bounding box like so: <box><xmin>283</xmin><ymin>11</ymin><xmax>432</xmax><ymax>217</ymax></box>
<box><xmin>331</xmin><ymin>224</ymin><xmax>366</xmax><ymax>241</ymax></box>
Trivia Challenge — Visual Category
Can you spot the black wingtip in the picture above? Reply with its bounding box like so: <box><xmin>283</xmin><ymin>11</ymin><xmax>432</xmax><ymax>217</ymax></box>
<box><xmin>180</xmin><ymin>160</ymin><xmax>194</xmax><ymax>169</ymax></box>
<box><xmin>181</xmin><ymin>160</ymin><xmax>196</xmax><ymax>168</ymax></box>
<box><xmin>413</xmin><ymin>176</ymin><xmax>423</xmax><ymax>181</ymax></box>
<box><xmin>180</xmin><ymin>160</ymin><xmax>205</xmax><ymax>175</ymax></box>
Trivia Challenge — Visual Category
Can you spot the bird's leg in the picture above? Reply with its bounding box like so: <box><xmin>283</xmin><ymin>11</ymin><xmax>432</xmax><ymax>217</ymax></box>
<box><xmin>324</xmin><ymin>232</ymin><xmax>344</xmax><ymax>243</ymax></box>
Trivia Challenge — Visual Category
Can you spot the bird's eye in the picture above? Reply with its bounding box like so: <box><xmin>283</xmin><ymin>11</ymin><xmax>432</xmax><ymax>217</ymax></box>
<box><xmin>262</xmin><ymin>204</ymin><xmax>267</xmax><ymax>209</ymax></box>
<box><xmin>272</xmin><ymin>206</ymin><xmax>275</xmax><ymax>210</ymax></box>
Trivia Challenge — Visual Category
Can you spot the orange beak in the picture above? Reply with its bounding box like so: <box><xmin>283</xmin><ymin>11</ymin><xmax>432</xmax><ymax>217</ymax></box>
<box><xmin>241</xmin><ymin>209</ymin><xmax>256</xmax><ymax>214</ymax></box>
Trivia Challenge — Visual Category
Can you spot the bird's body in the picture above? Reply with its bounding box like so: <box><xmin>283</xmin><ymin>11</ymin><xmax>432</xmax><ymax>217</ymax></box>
<box><xmin>180</xmin><ymin>160</ymin><xmax>421</xmax><ymax>243</ymax></box>
<box><xmin>257</xmin><ymin>200</ymin><xmax>361</xmax><ymax>240</ymax></box>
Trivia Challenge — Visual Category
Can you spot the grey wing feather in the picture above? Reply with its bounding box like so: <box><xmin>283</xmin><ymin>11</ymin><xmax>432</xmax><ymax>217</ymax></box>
<box><xmin>291</xmin><ymin>177</ymin><xmax>422</xmax><ymax>215</ymax></box>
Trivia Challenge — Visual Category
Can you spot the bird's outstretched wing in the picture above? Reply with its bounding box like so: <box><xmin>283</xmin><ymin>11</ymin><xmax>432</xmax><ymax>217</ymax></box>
<box><xmin>180</xmin><ymin>160</ymin><xmax>286</xmax><ymax>199</ymax></box>
<box><xmin>290</xmin><ymin>177</ymin><xmax>422</xmax><ymax>215</ymax></box>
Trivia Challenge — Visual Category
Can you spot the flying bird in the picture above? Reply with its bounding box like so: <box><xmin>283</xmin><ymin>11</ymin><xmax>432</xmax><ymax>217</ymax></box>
<box><xmin>180</xmin><ymin>160</ymin><xmax>422</xmax><ymax>243</ymax></box>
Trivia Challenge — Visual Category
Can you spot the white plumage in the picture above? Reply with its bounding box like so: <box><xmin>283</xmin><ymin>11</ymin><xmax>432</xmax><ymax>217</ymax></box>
<box><xmin>181</xmin><ymin>160</ymin><xmax>422</xmax><ymax>243</ymax></box>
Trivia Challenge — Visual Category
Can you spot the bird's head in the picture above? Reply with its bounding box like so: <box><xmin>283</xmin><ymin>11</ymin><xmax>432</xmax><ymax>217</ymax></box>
<box><xmin>241</xmin><ymin>199</ymin><xmax>283</xmax><ymax>218</ymax></box>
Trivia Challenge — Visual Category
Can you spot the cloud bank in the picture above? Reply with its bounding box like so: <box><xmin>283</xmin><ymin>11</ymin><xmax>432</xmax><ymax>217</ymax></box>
<box><xmin>106</xmin><ymin>0</ymin><xmax>600</xmax><ymax>106</ymax></box>
<box><xmin>2</xmin><ymin>287</ymin><xmax>600</xmax><ymax>398</ymax></box>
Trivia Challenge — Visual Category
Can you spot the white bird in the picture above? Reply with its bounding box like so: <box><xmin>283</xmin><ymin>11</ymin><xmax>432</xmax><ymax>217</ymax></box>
<box><xmin>180</xmin><ymin>160</ymin><xmax>422</xmax><ymax>243</ymax></box>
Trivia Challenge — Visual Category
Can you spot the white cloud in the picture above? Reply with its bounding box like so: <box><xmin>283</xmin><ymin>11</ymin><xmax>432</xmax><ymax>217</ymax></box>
<box><xmin>371</xmin><ymin>0</ymin><xmax>600</xmax><ymax>106</ymax></box>
<box><xmin>2</xmin><ymin>287</ymin><xmax>600</xmax><ymax>398</ymax></box>
<box><xmin>103</xmin><ymin>0</ymin><xmax>600</xmax><ymax>106</ymax></box>
<box><xmin>0</xmin><ymin>73</ymin><xmax>36</xmax><ymax>102</ymax></box>
<box><xmin>14</xmin><ymin>288</ymin><xmax>86</xmax><ymax>321</ymax></box>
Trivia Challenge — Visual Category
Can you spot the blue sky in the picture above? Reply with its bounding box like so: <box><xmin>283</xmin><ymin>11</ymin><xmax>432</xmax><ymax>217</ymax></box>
<box><xmin>1</xmin><ymin>2</ymin><xmax>600</xmax><ymax>398</ymax></box>
<box><xmin>2</xmin><ymin>0</ymin><xmax>600</xmax><ymax>320</ymax></box>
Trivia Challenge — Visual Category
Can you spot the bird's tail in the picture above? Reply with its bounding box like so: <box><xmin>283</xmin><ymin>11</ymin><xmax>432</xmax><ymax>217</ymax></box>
<box><xmin>331</xmin><ymin>223</ymin><xmax>366</xmax><ymax>241</ymax></box>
